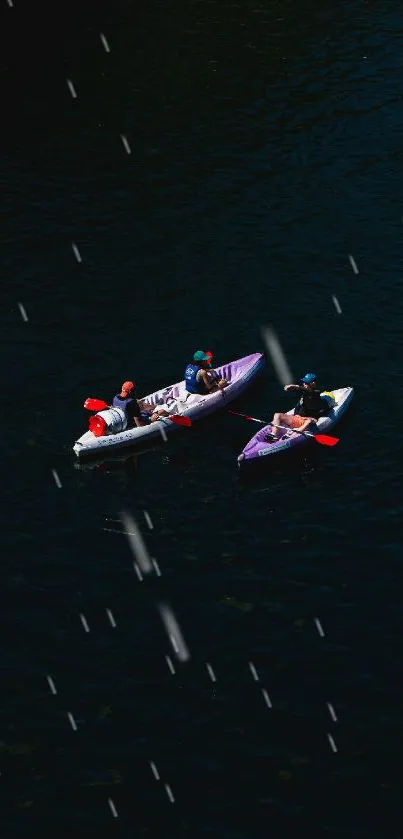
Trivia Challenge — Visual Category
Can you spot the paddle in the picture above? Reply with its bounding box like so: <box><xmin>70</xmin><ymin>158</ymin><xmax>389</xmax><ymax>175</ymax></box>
<box><xmin>84</xmin><ymin>398</ymin><xmax>110</xmax><ymax>411</ymax></box>
<box><xmin>228</xmin><ymin>409</ymin><xmax>339</xmax><ymax>446</ymax></box>
<box><xmin>84</xmin><ymin>398</ymin><xmax>192</xmax><ymax>427</ymax></box>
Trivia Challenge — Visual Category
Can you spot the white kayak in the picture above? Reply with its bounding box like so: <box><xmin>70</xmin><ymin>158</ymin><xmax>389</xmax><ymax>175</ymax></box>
<box><xmin>73</xmin><ymin>352</ymin><xmax>265</xmax><ymax>459</ymax></box>
<box><xmin>237</xmin><ymin>386</ymin><xmax>354</xmax><ymax>466</ymax></box>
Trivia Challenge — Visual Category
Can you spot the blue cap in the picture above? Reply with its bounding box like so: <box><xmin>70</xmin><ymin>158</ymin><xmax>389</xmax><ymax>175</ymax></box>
<box><xmin>193</xmin><ymin>350</ymin><xmax>209</xmax><ymax>362</ymax></box>
<box><xmin>301</xmin><ymin>373</ymin><xmax>317</xmax><ymax>384</ymax></box>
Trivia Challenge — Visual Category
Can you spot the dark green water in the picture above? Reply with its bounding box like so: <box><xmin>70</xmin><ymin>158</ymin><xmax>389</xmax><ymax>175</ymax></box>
<box><xmin>2</xmin><ymin>0</ymin><xmax>403</xmax><ymax>836</ymax></box>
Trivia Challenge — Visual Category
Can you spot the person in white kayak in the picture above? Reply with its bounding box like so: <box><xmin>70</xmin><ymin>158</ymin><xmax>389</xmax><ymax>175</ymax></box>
<box><xmin>266</xmin><ymin>373</ymin><xmax>334</xmax><ymax>440</ymax></box>
<box><xmin>112</xmin><ymin>381</ymin><xmax>169</xmax><ymax>427</ymax></box>
<box><xmin>184</xmin><ymin>350</ymin><xmax>228</xmax><ymax>396</ymax></box>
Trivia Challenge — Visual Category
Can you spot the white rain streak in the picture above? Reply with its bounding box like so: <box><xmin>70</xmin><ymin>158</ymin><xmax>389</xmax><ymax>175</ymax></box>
<box><xmin>120</xmin><ymin>134</ymin><xmax>131</xmax><ymax>154</ymax></box>
<box><xmin>332</xmin><ymin>295</ymin><xmax>342</xmax><ymax>314</ymax></box>
<box><xmin>169</xmin><ymin>634</ymin><xmax>179</xmax><ymax>654</ymax></box>
<box><xmin>7</xmin><ymin>0</ymin><xmax>14</xmax><ymax>8</ymax></box>
<box><xmin>206</xmin><ymin>663</ymin><xmax>217</xmax><ymax>682</ymax></box>
<box><xmin>152</xmin><ymin>558</ymin><xmax>161</xmax><ymax>577</ymax></box>
<box><xmin>71</xmin><ymin>242</ymin><xmax>82</xmax><ymax>262</ymax></box>
<box><xmin>106</xmin><ymin>608</ymin><xmax>117</xmax><ymax>628</ymax></box>
<box><xmin>159</xmin><ymin>423</ymin><xmax>168</xmax><ymax>442</ymax></box>
<box><xmin>133</xmin><ymin>562</ymin><xmax>144</xmax><ymax>581</ymax></box>
<box><xmin>149</xmin><ymin>761</ymin><xmax>160</xmax><ymax>780</ymax></box>
<box><xmin>52</xmin><ymin>469</ymin><xmax>62</xmax><ymax>489</ymax></box>
<box><xmin>108</xmin><ymin>798</ymin><xmax>118</xmax><ymax>818</ymax></box>
<box><xmin>158</xmin><ymin>604</ymin><xmax>190</xmax><ymax>662</ymax></box>
<box><xmin>80</xmin><ymin>613</ymin><xmax>90</xmax><ymax>632</ymax></box>
<box><xmin>348</xmin><ymin>254</ymin><xmax>359</xmax><ymax>274</ymax></box>
<box><xmin>260</xmin><ymin>325</ymin><xmax>294</xmax><ymax>386</ymax></box>
<box><xmin>102</xmin><ymin>527</ymin><xmax>125</xmax><ymax>535</ymax></box>
<box><xmin>327</xmin><ymin>702</ymin><xmax>338</xmax><ymax>722</ymax></box>
<box><xmin>165</xmin><ymin>655</ymin><xmax>176</xmax><ymax>674</ymax></box>
<box><xmin>327</xmin><ymin>733</ymin><xmax>338</xmax><ymax>753</ymax></box>
<box><xmin>120</xmin><ymin>511</ymin><xmax>153</xmax><ymax>574</ymax></box>
<box><xmin>67</xmin><ymin>78</ymin><xmax>77</xmax><ymax>99</ymax></box>
<box><xmin>248</xmin><ymin>661</ymin><xmax>259</xmax><ymax>681</ymax></box>
<box><xmin>314</xmin><ymin>617</ymin><xmax>325</xmax><ymax>637</ymax></box>
<box><xmin>47</xmin><ymin>675</ymin><xmax>57</xmax><ymax>695</ymax></box>
<box><xmin>100</xmin><ymin>32</ymin><xmax>111</xmax><ymax>52</ymax></box>
<box><xmin>67</xmin><ymin>712</ymin><xmax>77</xmax><ymax>731</ymax></box>
<box><xmin>143</xmin><ymin>510</ymin><xmax>154</xmax><ymax>530</ymax></box>
<box><xmin>165</xmin><ymin>784</ymin><xmax>175</xmax><ymax>803</ymax></box>
<box><xmin>262</xmin><ymin>689</ymin><xmax>272</xmax><ymax>708</ymax></box>
<box><xmin>18</xmin><ymin>302</ymin><xmax>28</xmax><ymax>322</ymax></box>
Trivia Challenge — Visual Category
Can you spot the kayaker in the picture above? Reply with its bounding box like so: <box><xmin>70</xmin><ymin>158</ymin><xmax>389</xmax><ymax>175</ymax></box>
<box><xmin>184</xmin><ymin>350</ymin><xmax>228</xmax><ymax>396</ymax></box>
<box><xmin>112</xmin><ymin>381</ymin><xmax>168</xmax><ymax>428</ymax></box>
<box><xmin>267</xmin><ymin>372</ymin><xmax>331</xmax><ymax>439</ymax></box>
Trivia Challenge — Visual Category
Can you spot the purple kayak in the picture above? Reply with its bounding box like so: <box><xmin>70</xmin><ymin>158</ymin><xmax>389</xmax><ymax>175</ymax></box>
<box><xmin>237</xmin><ymin>387</ymin><xmax>354</xmax><ymax>466</ymax></box>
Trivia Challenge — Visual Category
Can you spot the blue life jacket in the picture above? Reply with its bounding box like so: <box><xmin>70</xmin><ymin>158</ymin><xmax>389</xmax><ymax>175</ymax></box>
<box><xmin>112</xmin><ymin>393</ymin><xmax>152</xmax><ymax>426</ymax></box>
<box><xmin>184</xmin><ymin>363</ymin><xmax>207</xmax><ymax>395</ymax></box>
<box><xmin>112</xmin><ymin>393</ymin><xmax>135</xmax><ymax>414</ymax></box>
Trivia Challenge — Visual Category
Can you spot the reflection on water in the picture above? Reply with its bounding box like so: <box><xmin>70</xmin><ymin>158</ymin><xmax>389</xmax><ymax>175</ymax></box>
<box><xmin>73</xmin><ymin>441</ymin><xmax>163</xmax><ymax>474</ymax></box>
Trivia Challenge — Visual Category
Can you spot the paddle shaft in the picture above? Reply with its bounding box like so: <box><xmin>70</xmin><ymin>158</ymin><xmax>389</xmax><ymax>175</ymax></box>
<box><xmin>273</xmin><ymin>422</ymin><xmax>318</xmax><ymax>439</ymax></box>
<box><xmin>228</xmin><ymin>409</ymin><xmax>337</xmax><ymax>443</ymax></box>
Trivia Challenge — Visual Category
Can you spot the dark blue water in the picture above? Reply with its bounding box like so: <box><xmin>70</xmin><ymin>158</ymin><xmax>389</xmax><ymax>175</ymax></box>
<box><xmin>2</xmin><ymin>0</ymin><xmax>403</xmax><ymax>836</ymax></box>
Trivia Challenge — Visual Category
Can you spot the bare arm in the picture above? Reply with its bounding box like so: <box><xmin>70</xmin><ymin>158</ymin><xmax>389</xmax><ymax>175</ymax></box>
<box><xmin>284</xmin><ymin>384</ymin><xmax>302</xmax><ymax>392</ymax></box>
<box><xmin>201</xmin><ymin>369</ymin><xmax>228</xmax><ymax>391</ymax></box>
<box><xmin>200</xmin><ymin>369</ymin><xmax>217</xmax><ymax>391</ymax></box>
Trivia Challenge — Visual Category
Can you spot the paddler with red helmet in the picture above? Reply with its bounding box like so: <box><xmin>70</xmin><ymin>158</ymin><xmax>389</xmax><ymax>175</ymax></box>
<box><xmin>112</xmin><ymin>381</ymin><xmax>169</xmax><ymax>427</ymax></box>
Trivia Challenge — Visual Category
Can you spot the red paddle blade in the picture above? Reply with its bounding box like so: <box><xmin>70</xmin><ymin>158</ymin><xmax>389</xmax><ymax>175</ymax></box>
<box><xmin>84</xmin><ymin>398</ymin><xmax>109</xmax><ymax>411</ymax></box>
<box><xmin>168</xmin><ymin>415</ymin><xmax>192</xmax><ymax>427</ymax></box>
<box><xmin>314</xmin><ymin>433</ymin><xmax>339</xmax><ymax>446</ymax></box>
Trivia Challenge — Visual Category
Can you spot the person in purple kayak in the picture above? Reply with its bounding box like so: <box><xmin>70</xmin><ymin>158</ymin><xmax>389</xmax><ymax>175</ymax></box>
<box><xmin>267</xmin><ymin>373</ymin><xmax>332</xmax><ymax>440</ymax></box>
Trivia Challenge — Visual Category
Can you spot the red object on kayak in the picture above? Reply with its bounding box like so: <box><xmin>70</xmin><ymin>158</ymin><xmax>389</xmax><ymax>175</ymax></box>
<box><xmin>89</xmin><ymin>414</ymin><xmax>107</xmax><ymax>437</ymax></box>
<box><xmin>84</xmin><ymin>398</ymin><xmax>109</xmax><ymax>411</ymax></box>
<box><xmin>169</xmin><ymin>415</ymin><xmax>192</xmax><ymax>427</ymax></box>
